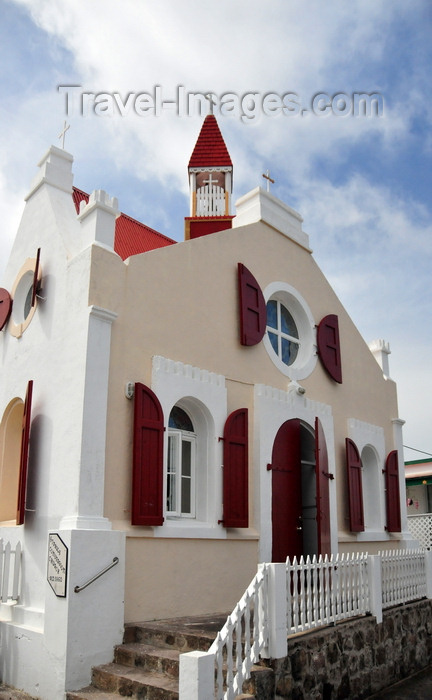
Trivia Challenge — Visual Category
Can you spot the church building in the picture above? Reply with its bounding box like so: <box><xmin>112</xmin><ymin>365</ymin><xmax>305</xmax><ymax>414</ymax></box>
<box><xmin>0</xmin><ymin>116</ymin><xmax>412</xmax><ymax>698</ymax></box>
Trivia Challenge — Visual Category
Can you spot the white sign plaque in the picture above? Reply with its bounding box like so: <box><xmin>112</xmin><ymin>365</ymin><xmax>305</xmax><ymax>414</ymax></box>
<box><xmin>47</xmin><ymin>533</ymin><xmax>68</xmax><ymax>598</ymax></box>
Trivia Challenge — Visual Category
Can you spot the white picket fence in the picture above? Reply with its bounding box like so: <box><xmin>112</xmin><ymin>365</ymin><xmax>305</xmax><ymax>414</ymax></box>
<box><xmin>287</xmin><ymin>553</ymin><xmax>369</xmax><ymax>634</ymax></box>
<box><xmin>0</xmin><ymin>539</ymin><xmax>21</xmax><ymax>603</ymax></box>
<box><xmin>179</xmin><ymin>549</ymin><xmax>432</xmax><ymax>700</ymax></box>
<box><xmin>196</xmin><ymin>184</ymin><xmax>226</xmax><ymax>216</ymax></box>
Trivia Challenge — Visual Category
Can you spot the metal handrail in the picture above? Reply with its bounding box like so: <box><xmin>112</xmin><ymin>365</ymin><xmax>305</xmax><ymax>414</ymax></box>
<box><xmin>74</xmin><ymin>556</ymin><xmax>119</xmax><ymax>593</ymax></box>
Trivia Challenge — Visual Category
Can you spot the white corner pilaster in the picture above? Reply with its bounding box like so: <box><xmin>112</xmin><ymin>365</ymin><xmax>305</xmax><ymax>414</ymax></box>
<box><xmin>78</xmin><ymin>189</ymin><xmax>119</xmax><ymax>251</ymax></box>
<box><xmin>369</xmin><ymin>339</ymin><xmax>391</xmax><ymax>378</ymax></box>
<box><xmin>59</xmin><ymin>305</ymin><xmax>117</xmax><ymax>531</ymax></box>
<box><xmin>25</xmin><ymin>145</ymin><xmax>74</xmax><ymax>200</ymax></box>
<box><xmin>392</xmin><ymin>417</ymin><xmax>409</xmax><ymax>536</ymax></box>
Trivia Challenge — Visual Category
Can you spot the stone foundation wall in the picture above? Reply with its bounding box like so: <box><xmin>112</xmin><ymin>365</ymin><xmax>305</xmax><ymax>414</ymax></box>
<box><xmin>266</xmin><ymin>599</ymin><xmax>432</xmax><ymax>699</ymax></box>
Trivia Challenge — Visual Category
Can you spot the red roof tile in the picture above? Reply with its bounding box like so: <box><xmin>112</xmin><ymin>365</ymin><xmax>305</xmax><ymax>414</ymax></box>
<box><xmin>114</xmin><ymin>211</ymin><xmax>175</xmax><ymax>259</ymax></box>
<box><xmin>72</xmin><ymin>186</ymin><xmax>89</xmax><ymax>212</ymax></box>
<box><xmin>72</xmin><ymin>187</ymin><xmax>175</xmax><ymax>259</ymax></box>
<box><xmin>188</xmin><ymin>115</ymin><xmax>232</xmax><ymax>168</ymax></box>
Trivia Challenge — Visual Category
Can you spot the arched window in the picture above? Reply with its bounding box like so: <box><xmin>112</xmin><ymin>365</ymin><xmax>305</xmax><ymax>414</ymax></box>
<box><xmin>361</xmin><ymin>445</ymin><xmax>383</xmax><ymax>531</ymax></box>
<box><xmin>0</xmin><ymin>398</ymin><xmax>24</xmax><ymax>523</ymax></box>
<box><xmin>167</xmin><ymin>406</ymin><xmax>196</xmax><ymax>517</ymax></box>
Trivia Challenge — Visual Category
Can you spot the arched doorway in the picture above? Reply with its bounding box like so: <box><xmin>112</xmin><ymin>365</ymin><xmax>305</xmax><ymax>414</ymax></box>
<box><xmin>270</xmin><ymin>417</ymin><xmax>331</xmax><ymax>562</ymax></box>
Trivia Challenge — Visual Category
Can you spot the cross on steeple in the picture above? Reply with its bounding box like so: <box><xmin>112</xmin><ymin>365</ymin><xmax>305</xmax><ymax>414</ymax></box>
<box><xmin>262</xmin><ymin>170</ymin><xmax>275</xmax><ymax>192</ymax></box>
<box><xmin>58</xmin><ymin>121</ymin><xmax>70</xmax><ymax>149</ymax></box>
<box><xmin>202</xmin><ymin>172</ymin><xmax>218</xmax><ymax>188</ymax></box>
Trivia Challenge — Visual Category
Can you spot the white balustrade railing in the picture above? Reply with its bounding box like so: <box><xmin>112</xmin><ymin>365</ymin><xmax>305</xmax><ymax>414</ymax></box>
<box><xmin>287</xmin><ymin>553</ymin><xmax>369</xmax><ymax>634</ymax></box>
<box><xmin>196</xmin><ymin>185</ymin><xmax>226</xmax><ymax>216</ymax></box>
<box><xmin>179</xmin><ymin>549</ymin><xmax>432</xmax><ymax>700</ymax></box>
<box><xmin>380</xmin><ymin>548</ymin><xmax>427</xmax><ymax>609</ymax></box>
<box><xmin>208</xmin><ymin>564</ymin><xmax>269</xmax><ymax>700</ymax></box>
<box><xmin>407</xmin><ymin>514</ymin><xmax>432</xmax><ymax>550</ymax></box>
<box><xmin>0</xmin><ymin>539</ymin><xmax>21</xmax><ymax>603</ymax></box>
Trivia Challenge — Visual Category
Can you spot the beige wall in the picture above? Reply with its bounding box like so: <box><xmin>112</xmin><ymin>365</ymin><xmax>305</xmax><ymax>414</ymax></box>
<box><xmin>125</xmin><ymin>537</ymin><xmax>258</xmax><ymax>622</ymax></box>
<box><xmin>89</xmin><ymin>220</ymin><xmax>401</xmax><ymax>619</ymax></box>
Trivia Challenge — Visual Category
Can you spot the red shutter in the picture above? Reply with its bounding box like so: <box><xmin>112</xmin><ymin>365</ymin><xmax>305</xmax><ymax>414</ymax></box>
<box><xmin>345</xmin><ymin>438</ymin><xmax>365</xmax><ymax>532</ymax></box>
<box><xmin>385</xmin><ymin>450</ymin><xmax>401</xmax><ymax>532</ymax></box>
<box><xmin>132</xmin><ymin>383</ymin><xmax>164</xmax><ymax>526</ymax></box>
<box><xmin>270</xmin><ymin>418</ymin><xmax>302</xmax><ymax>562</ymax></box>
<box><xmin>31</xmin><ymin>248</ymin><xmax>41</xmax><ymax>308</ymax></box>
<box><xmin>222</xmin><ymin>408</ymin><xmax>248</xmax><ymax>527</ymax></box>
<box><xmin>315</xmin><ymin>418</ymin><xmax>331</xmax><ymax>556</ymax></box>
<box><xmin>238</xmin><ymin>263</ymin><xmax>266</xmax><ymax>346</ymax></box>
<box><xmin>317</xmin><ymin>314</ymin><xmax>342</xmax><ymax>383</ymax></box>
<box><xmin>16</xmin><ymin>380</ymin><xmax>33</xmax><ymax>525</ymax></box>
<box><xmin>0</xmin><ymin>288</ymin><xmax>12</xmax><ymax>331</ymax></box>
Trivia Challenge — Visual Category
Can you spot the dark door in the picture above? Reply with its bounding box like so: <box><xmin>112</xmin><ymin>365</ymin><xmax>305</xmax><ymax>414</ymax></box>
<box><xmin>270</xmin><ymin>418</ymin><xmax>331</xmax><ymax>562</ymax></box>
<box><xmin>271</xmin><ymin>419</ymin><xmax>302</xmax><ymax>562</ymax></box>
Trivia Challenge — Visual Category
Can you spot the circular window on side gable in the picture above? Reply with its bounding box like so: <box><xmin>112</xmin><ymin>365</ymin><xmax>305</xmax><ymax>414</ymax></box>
<box><xmin>263</xmin><ymin>282</ymin><xmax>317</xmax><ymax>380</ymax></box>
<box><xmin>9</xmin><ymin>254</ymin><xmax>42</xmax><ymax>338</ymax></box>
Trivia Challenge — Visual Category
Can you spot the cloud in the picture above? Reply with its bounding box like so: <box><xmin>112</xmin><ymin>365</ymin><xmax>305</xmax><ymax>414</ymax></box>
<box><xmin>292</xmin><ymin>173</ymin><xmax>432</xmax><ymax>335</ymax></box>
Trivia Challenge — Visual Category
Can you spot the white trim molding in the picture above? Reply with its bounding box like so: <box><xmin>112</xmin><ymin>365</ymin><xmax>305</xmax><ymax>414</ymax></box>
<box><xmin>151</xmin><ymin>355</ymin><xmax>227</xmax><ymax>538</ymax></box>
<box><xmin>254</xmin><ymin>383</ymin><xmax>336</xmax><ymax>562</ymax></box>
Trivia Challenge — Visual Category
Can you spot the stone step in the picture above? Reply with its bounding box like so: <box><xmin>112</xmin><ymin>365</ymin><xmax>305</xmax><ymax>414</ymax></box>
<box><xmin>0</xmin><ymin>688</ymin><xmax>39</xmax><ymax>700</ymax></box>
<box><xmin>91</xmin><ymin>662</ymin><xmax>178</xmax><ymax>699</ymax></box>
<box><xmin>114</xmin><ymin>642</ymin><xmax>180</xmax><ymax>678</ymax></box>
<box><xmin>125</xmin><ymin>614</ymin><xmax>228</xmax><ymax>653</ymax></box>
<box><xmin>67</xmin><ymin>688</ymin><xmax>122</xmax><ymax>700</ymax></box>
<box><xmin>68</xmin><ymin>614</ymin><xmax>269</xmax><ymax>700</ymax></box>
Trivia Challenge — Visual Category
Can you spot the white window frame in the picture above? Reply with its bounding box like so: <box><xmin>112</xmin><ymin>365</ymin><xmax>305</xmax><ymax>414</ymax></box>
<box><xmin>151</xmin><ymin>355</ymin><xmax>227</xmax><ymax>539</ymax></box>
<box><xmin>347</xmin><ymin>418</ymin><xmax>388</xmax><ymax>541</ymax></box>
<box><xmin>266</xmin><ymin>298</ymin><xmax>300</xmax><ymax>367</ymax></box>
<box><xmin>167</xmin><ymin>428</ymin><xmax>196</xmax><ymax>518</ymax></box>
<box><xmin>263</xmin><ymin>282</ymin><xmax>317</xmax><ymax>380</ymax></box>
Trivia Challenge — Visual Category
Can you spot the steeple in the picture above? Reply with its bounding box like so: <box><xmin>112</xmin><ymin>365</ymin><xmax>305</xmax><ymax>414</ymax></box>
<box><xmin>185</xmin><ymin>115</ymin><xmax>234</xmax><ymax>240</ymax></box>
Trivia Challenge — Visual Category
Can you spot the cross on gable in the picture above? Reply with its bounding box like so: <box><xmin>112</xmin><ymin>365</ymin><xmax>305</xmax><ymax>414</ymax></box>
<box><xmin>205</xmin><ymin>93</ymin><xmax>216</xmax><ymax>115</ymax></box>
<box><xmin>58</xmin><ymin>121</ymin><xmax>70</xmax><ymax>149</ymax></box>
<box><xmin>262</xmin><ymin>170</ymin><xmax>275</xmax><ymax>192</ymax></box>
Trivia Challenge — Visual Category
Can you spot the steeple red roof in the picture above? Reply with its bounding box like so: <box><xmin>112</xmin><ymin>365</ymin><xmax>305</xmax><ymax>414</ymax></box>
<box><xmin>188</xmin><ymin>115</ymin><xmax>232</xmax><ymax>168</ymax></box>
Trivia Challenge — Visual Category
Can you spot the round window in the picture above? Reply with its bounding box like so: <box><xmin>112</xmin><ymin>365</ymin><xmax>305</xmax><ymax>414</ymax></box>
<box><xmin>263</xmin><ymin>282</ymin><xmax>317</xmax><ymax>380</ymax></box>
<box><xmin>9</xmin><ymin>254</ymin><xmax>42</xmax><ymax>338</ymax></box>
<box><xmin>266</xmin><ymin>299</ymin><xmax>300</xmax><ymax>366</ymax></box>
<box><xmin>12</xmin><ymin>271</ymin><xmax>35</xmax><ymax>325</ymax></box>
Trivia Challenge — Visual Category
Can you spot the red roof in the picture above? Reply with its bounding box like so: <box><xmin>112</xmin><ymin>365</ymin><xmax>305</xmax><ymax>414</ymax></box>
<box><xmin>72</xmin><ymin>187</ymin><xmax>175</xmax><ymax>259</ymax></box>
<box><xmin>188</xmin><ymin>115</ymin><xmax>232</xmax><ymax>168</ymax></box>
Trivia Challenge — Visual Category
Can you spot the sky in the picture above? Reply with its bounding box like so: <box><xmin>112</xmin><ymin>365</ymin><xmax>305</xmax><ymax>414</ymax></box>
<box><xmin>0</xmin><ymin>0</ymin><xmax>431</xmax><ymax>461</ymax></box>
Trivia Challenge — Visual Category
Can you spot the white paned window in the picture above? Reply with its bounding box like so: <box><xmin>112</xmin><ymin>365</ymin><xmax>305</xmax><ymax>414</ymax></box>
<box><xmin>262</xmin><ymin>282</ymin><xmax>317</xmax><ymax>380</ymax></box>
<box><xmin>167</xmin><ymin>407</ymin><xmax>196</xmax><ymax>518</ymax></box>
<box><xmin>266</xmin><ymin>298</ymin><xmax>300</xmax><ymax>367</ymax></box>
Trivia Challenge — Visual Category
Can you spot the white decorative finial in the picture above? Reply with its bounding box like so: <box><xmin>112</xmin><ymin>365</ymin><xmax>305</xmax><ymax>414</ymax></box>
<box><xmin>205</xmin><ymin>93</ymin><xmax>216</xmax><ymax>115</ymax></box>
<box><xmin>262</xmin><ymin>170</ymin><xmax>275</xmax><ymax>192</ymax></box>
<box><xmin>58</xmin><ymin>120</ymin><xmax>70</xmax><ymax>149</ymax></box>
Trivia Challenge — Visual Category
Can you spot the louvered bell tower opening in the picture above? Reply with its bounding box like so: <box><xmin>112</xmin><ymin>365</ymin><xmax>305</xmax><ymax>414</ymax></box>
<box><xmin>185</xmin><ymin>115</ymin><xmax>234</xmax><ymax>240</ymax></box>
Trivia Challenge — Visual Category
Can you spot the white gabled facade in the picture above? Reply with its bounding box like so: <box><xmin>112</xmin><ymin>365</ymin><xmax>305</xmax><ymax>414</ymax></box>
<box><xmin>0</xmin><ymin>147</ymin><xmax>125</xmax><ymax>699</ymax></box>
